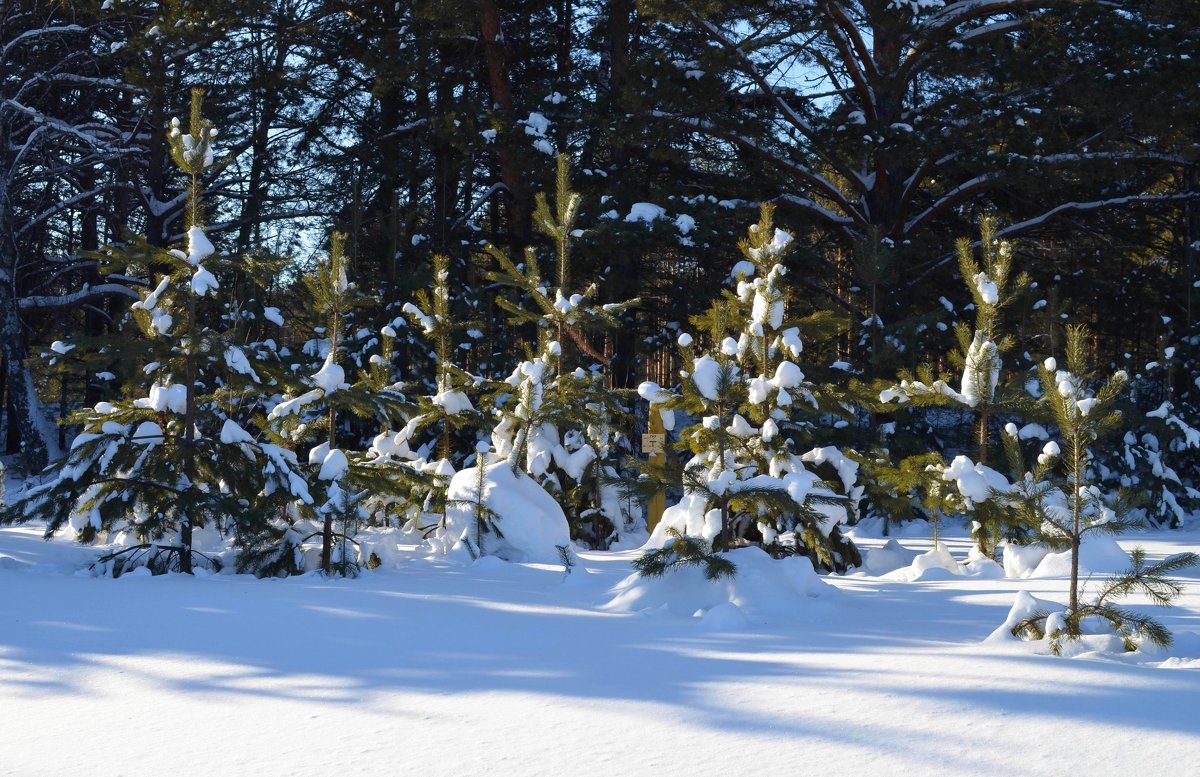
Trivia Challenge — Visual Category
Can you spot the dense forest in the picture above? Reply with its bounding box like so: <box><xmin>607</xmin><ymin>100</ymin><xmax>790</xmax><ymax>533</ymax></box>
<box><xmin>3</xmin><ymin>0</ymin><xmax>1199</xmax><ymax>571</ymax></box>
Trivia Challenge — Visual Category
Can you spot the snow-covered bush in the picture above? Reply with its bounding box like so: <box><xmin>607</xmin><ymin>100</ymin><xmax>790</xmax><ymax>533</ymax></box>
<box><xmin>1096</xmin><ymin>341</ymin><xmax>1200</xmax><ymax>527</ymax></box>
<box><xmin>439</xmin><ymin>446</ymin><xmax>573</xmax><ymax>564</ymax></box>
<box><xmin>635</xmin><ymin>205</ymin><xmax>861</xmax><ymax>572</ymax></box>
<box><xmin>605</xmin><ymin>544</ymin><xmax>833</xmax><ymax>625</ymax></box>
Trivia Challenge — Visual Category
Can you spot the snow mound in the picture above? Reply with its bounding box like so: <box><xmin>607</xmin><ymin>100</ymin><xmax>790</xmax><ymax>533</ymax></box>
<box><xmin>862</xmin><ymin>539</ymin><xmax>920</xmax><ymax>576</ymax></box>
<box><xmin>986</xmin><ymin>590</ymin><xmax>1060</xmax><ymax>645</ymax></box>
<box><xmin>885</xmin><ymin>544</ymin><xmax>960</xmax><ymax>581</ymax></box>
<box><xmin>0</xmin><ymin>554</ymin><xmax>32</xmax><ymax>571</ymax></box>
<box><xmin>1002</xmin><ymin>542</ymin><xmax>1050</xmax><ymax>578</ymax></box>
<box><xmin>1153</xmin><ymin>631</ymin><xmax>1200</xmax><ymax>668</ymax></box>
<box><xmin>603</xmin><ymin>546</ymin><xmax>832</xmax><ymax>626</ymax></box>
<box><xmin>962</xmin><ymin>548</ymin><xmax>1005</xmax><ymax>579</ymax></box>
<box><xmin>1003</xmin><ymin>536</ymin><xmax>1131</xmax><ymax>579</ymax></box>
<box><xmin>885</xmin><ymin>544</ymin><xmax>1003</xmax><ymax>582</ymax></box>
<box><xmin>699</xmin><ymin>601</ymin><xmax>752</xmax><ymax>630</ymax></box>
<box><xmin>645</xmin><ymin>492</ymin><xmax>721</xmax><ymax>547</ymax></box>
<box><xmin>441</xmin><ymin>462</ymin><xmax>571</xmax><ymax>565</ymax></box>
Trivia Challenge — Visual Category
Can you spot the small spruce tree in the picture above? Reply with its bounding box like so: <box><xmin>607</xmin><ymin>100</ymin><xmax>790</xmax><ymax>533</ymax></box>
<box><xmin>634</xmin><ymin>205</ymin><xmax>861</xmax><ymax>572</ymax></box>
<box><xmin>399</xmin><ymin>253</ymin><xmax>484</xmax><ymax>460</ymax></box>
<box><xmin>879</xmin><ymin>216</ymin><xmax>1034</xmax><ymax>555</ymax></box>
<box><xmin>483</xmin><ymin>154</ymin><xmax>639</xmax><ymax>547</ymax></box>
<box><xmin>263</xmin><ymin>233</ymin><xmax>410</xmax><ymax>575</ymax></box>
<box><xmin>2</xmin><ymin>90</ymin><xmax>311</xmax><ymax>575</ymax></box>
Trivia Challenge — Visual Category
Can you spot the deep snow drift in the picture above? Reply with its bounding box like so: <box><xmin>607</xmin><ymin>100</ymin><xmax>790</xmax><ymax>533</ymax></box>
<box><xmin>2</xmin><ymin>519</ymin><xmax>1200</xmax><ymax>777</ymax></box>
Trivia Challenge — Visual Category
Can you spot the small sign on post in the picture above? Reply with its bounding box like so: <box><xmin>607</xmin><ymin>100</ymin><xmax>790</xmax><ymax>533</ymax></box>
<box><xmin>641</xmin><ymin>433</ymin><xmax>665</xmax><ymax>454</ymax></box>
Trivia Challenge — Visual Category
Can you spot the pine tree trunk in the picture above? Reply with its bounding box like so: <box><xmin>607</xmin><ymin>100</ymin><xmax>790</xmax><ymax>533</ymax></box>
<box><xmin>142</xmin><ymin>49</ymin><xmax>177</xmax><ymax>251</ymax></box>
<box><xmin>600</xmin><ymin>0</ymin><xmax>641</xmax><ymax>389</ymax></box>
<box><xmin>480</xmin><ymin>0</ymin><xmax>529</xmax><ymax>248</ymax></box>
<box><xmin>976</xmin><ymin>409</ymin><xmax>991</xmax><ymax>556</ymax></box>
<box><xmin>0</xmin><ymin>308</ymin><xmax>49</xmax><ymax>469</ymax></box>
<box><xmin>0</xmin><ymin>182</ymin><xmax>50</xmax><ymax>470</ymax></box>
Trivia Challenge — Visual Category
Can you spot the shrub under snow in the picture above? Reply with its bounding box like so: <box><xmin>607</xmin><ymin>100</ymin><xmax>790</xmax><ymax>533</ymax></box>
<box><xmin>604</xmin><ymin>545</ymin><xmax>833</xmax><ymax>626</ymax></box>
<box><xmin>441</xmin><ymin>461</ymin><xmax>572</xmax><ymax>565</ymax></box>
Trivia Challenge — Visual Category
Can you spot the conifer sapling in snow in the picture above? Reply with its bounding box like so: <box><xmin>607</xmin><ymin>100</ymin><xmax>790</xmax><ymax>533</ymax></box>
<box><xmin>1006</xmin><ymin>325</ymin><xmax>1198</xmax><ymax>652</ymax></box>
<box><xmin>264</xmin><ymin>233</ymin><xmax>409</xmax><ymax>576</ymax></box>
<box><xmin>635</xmin><ymin>205</ymin><xmax>861</xmax><ymax>573</ymax></box>
<box><xmin>366</xmin><ymin>253</ymin><xmax>483</xmax><ymax>534</ymax></box>
<box><xmin>484</xmin><ymin>154</ymin><xmax>639</xmax><ymax>547</ymax></box>
<box><xmin>880</xmin><ymin>216</ymin><xmax>1034</xmax><ymax>556</ymax></box>
<box><xmin>399</xmin><ymin>253</ymin><xmax>483</xmax><ymax>461</ymax></box>
<box><xmin>2</xmin><ymin>90</ymin><xmax>311</xmax><ymax>575</ymax></box>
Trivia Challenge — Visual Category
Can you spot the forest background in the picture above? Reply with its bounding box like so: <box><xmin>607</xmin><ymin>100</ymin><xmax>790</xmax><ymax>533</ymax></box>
<box><xmin>3</xmin><ymin>0</ymin><xmax>1198</xmax><ymax>483</ymax></box>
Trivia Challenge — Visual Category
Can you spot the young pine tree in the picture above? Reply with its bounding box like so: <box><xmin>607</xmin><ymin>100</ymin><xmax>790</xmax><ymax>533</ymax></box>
<box><xmin>264</xmin><ymin>233</ymin><xmax>410</xmax><ymax>576</ymax></box>
<box><xmin>2</xmin><ymin>90</ymin><xmax>311</xmax><ymax>575</ymax></box>
<box><xmin>1034</xmin><ymin>325</ymin><xmax>1135</xmax><ymax>613</ymax></box>
<box><xmin>484</xmin><ymin>154</ymin><xmax>639</xmax><ymax>547</ymax></box>
<box><xmin>995</xmin><ymin>339</ymin><xmax>1198</xmax><ymax>654</ymax></box>
<box><xmin>879</xmin><ymin>216</ymin><xmax>1034</xmax><ymax>556</ymax></box>
<box><xmin>1011</xmin><ymin>547</ymin><xmax>1199</xmax><ymax>654</ymax></box>
<box><xmin>635</xmin><ymin>205</ymin><xmax>861</xmax><ymax>572</ymax></box>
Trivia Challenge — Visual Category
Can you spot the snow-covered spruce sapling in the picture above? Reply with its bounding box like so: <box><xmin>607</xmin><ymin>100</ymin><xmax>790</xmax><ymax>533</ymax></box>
<box><xmin>1028</xmin><ymin>324</ymin><xmax>1136</xmax><ymax>614</ymax></box>
<box><xmin>364</xmin><ymin>252</ymin><xmax>483</xmax><ymax>535</ymax></box>
<box><xmin>484</xmin><ymin>154</ymin><xmax>639</xmax><ymax>547</ymax></box>
<box><xmin>399</xmin><ymin>253</ymin><xmax>483</xmax><ymax>461</ymax></box>
<box><xmin>1011</xmin><ymin>548</ymin><xmax>1199</xmax><ymax>654</ymax></box>
<box><xmin>264</xmin><ymin>232</ymin><xmax>410</xmax><ymax>576</ymax></box>
<box><xmin>636</xmin><ymin>205</ymin><xmax>861</xmax><ymax>572</ymax></box>
<box><xmin>879</xmin><ymin>216</ymin><xmax>1033</xmax><ymax>556</ymax></box>
<box><xmin>1</xmin><ymin>90</ymin><xmax>311</xmax><ymax>574</ymax></box>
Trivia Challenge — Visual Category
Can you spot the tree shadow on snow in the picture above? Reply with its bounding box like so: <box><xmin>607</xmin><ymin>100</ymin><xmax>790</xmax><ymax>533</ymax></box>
<box><xmin>1</xmin><ymin>551</ymin><xmax>1199</xmax><ymax>766</ymax></box>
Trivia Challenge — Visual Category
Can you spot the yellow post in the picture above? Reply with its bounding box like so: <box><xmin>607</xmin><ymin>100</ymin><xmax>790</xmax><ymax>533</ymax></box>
<box><xmin>644</xmin><ymin>405</ymin><xmax>667</xmax><ymax>532</ymax></box>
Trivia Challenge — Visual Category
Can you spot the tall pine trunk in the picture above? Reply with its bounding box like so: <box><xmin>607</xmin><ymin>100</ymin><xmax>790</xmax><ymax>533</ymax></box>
<box><xmin>0</xmin><ymin>181</ymin><xmax>51</xmax><ymax>469</ymax></box>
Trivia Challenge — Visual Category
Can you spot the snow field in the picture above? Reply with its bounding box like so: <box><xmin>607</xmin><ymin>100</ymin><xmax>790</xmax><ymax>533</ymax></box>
<box><xmin>2</xmin><ymin>523</ymin><xmax>1200</xmax><ymax>776</ymax></box>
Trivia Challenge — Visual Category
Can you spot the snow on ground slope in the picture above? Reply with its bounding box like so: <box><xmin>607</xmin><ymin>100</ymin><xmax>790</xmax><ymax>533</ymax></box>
<box><xmin>2</xmin><ymin>524</ymin><xmax>1200</xmax><ymax>777</ymax></box>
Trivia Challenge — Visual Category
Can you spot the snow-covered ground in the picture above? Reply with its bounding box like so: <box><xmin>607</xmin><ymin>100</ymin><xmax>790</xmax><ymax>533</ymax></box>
<box><xmin>3</xmin><ymin>521</ymin><xmax>1200</xmax><ymax>776</ymax></box>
